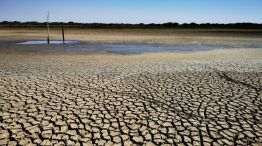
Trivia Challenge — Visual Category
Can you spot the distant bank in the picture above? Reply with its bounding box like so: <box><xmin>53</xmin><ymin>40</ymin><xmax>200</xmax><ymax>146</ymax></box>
<box><xmin>0</xmin><ymin>21</ymin><xmax>262</xmax><ymax>29</ymax></box>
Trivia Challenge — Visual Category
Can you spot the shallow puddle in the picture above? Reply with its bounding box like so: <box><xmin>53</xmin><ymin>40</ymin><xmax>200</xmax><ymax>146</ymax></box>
<box><xmin>16</xmin><ymin>41</ymin><xmax>226</xmax><ymax>54</ymax></box>
<box><xmin>17</xmin><ymin>40</ymin><xmax>79</xmax><ymax>45</ymax></box>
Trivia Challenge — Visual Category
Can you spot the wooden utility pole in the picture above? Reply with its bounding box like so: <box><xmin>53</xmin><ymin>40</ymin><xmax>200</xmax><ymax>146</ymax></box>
<box><xmin>62</xmin><ymin>22</ymin><xmax>65</xmax><ymax>44</ymax></box>
<box><xmin>47</xmin><ymin>11</ymin><xmax>50</xmax><ymax>44</ymax></box>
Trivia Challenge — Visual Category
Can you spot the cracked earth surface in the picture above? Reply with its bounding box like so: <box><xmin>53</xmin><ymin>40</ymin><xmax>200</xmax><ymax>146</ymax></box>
<box><xmin>0</xmin><ymin>52</ymin><xmax>262</xmax><ymax>146</ymax></box>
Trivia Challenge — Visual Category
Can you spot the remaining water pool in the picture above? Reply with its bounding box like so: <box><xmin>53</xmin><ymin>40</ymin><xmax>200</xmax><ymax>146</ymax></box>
<box><xmin>16</xmin><ymin>41</ymin><xmax>225</xmax><ymax>54</ymax></box>
<box><xmin>15</xmin><ymin>40</ymin><xmax>262</xmax><ymax>54</ymax></box>
<box><xmin>17</xmin><ymin>40</ymin><xmax>78</xmax><ymax>45</ymax></box>
<box><xmin>91</xmin><ymin>44</ymin><xmax>221</xmax><ymax>54</ymax></box>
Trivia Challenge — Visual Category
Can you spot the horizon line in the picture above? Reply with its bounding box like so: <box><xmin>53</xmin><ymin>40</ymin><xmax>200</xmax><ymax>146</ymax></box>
<box><xmin>1</xmin><ymin>21</ymin><xmax>262</xmax><ymax>25</ymax></box>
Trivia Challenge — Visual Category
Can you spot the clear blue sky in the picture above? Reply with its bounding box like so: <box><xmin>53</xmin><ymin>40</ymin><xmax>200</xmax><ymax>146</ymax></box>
<box><xmin>0</xmin><ymin>0</ymin><xmax>261</xmax><ymax>24</ymax></box>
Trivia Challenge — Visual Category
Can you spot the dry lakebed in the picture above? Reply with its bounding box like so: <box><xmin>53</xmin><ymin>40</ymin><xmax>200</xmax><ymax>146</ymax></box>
<box><xmin>0</xmin><ymin>29</ymin><xmax>262</xmax><ymax>146</ymax></box>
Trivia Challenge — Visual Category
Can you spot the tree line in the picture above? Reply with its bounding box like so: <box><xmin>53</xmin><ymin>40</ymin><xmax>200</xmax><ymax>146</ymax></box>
<box><xmin>0</xmin><ymin>21</ymin><xmax>262</xmax><ymax>29</ymax></box>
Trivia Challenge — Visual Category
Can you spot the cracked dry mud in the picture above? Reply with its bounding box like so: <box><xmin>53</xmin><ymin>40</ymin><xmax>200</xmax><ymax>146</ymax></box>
<box><xmin>0</xmin><ymin>52</ymin><xmax>262</xmax><ymax>146</ymax></box>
